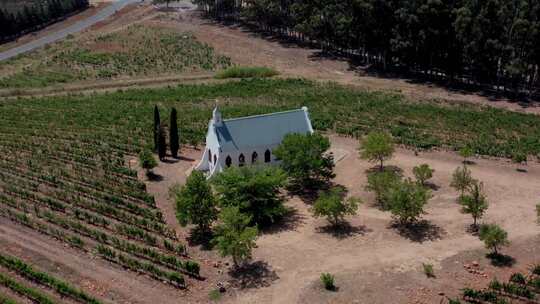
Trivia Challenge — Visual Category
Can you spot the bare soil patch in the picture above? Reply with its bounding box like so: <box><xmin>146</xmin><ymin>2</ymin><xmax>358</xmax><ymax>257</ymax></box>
<box><xmin>142</xmin><ymin>134</ymin><xmax>540</xmax><ymax>304</ymax></box>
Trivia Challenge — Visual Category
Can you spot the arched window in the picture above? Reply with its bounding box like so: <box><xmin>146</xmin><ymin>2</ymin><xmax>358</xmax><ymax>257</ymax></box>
<box><xmin>239</xmin><ymin>154</ymin><xmax>245</xmax><ymax>167</ymax></box>
<box><xmin>264</xmin><ymin>149</ymin><xmax>271</xmax><ymax>163</ymax></box>
<box><xmin>252</xmin><ymin>151</ymin><xmax>258</xmax><ymax>164</ymax></box>
<box><xmin>208</xmin><ymin>150</ymin><xmax>212</xmax><ymax>163</ymax></box>
<box><xmin>213</xmin><ymin>154</ymin><xmax>217</xmax><ymax>165</ymax></box>
<box><xmin>225</xmin><ymin>156</ymin><xmax>232</xmax><ymax>167</ymax></box>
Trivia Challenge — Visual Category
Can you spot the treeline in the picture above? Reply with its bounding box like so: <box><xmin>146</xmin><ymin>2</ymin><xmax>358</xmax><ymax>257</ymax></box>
<box><xmin>0</xmin><ymin>0</ymin><xmax>89</xmax><ymax>43</ymax></box>
<box><xmin>195</xmin><ymin>0</ymin><xmax>540</xmax><ymax>98</ymax></box>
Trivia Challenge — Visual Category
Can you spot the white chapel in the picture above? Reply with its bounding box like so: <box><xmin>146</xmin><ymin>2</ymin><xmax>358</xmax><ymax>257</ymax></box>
<box><xmin>195</xmin><ymin>106</ymin><xmax>314</xmax><ymax>177</ymax></box>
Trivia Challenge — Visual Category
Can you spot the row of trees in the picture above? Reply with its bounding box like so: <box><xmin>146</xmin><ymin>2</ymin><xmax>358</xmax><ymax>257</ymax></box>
<box><xmin>0</xmin><ymin>0</ymin><xmax>89</xmax><ymax>42</ymax></box>
<box><xmin>195</xmin><ymin>0</ymin><xmax>540</xmax><ymax>97</ymax></box>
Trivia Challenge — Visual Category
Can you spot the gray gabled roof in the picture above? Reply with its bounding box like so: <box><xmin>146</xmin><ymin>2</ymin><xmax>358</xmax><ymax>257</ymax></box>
<box><xmin>214</xmin><ymin>107</ymin><xmax>313</xmax><ymax>152</ymax></box>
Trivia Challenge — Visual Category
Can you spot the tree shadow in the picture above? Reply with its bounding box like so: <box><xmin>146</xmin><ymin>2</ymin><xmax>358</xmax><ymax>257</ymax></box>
<box><xmin>486</xmin><ymin>253</ymin><xmax>516</xmax><ymax>267</ymax></box>
<box><xmin>162</xmin><ymin>158</ymin><xmax>180</xmax><ymax>164</ymax></box>
<box><xmin>146</xmin><ymin>171</ymin><xmax>163</xmax><ymax>181</ymax></box>
<box><xmin>391</xmin><ymin>220</ymin><xmax>446</xmax><ymax>243</ymax></box>
<box><xmin>424</xmin><ymin>181</ymin><xmax>440</xmax><ymax>191</ymax></box>
<box><xmin>228</xmin><ymin>261</ymin><xmax>279</xmax><ymax>289</ymax></box>
<box><xmin>316</xmin><ymin>222</ymin><xmax>371</xmax><ymax>240</ymax></box>
<box><xmin>365</xmin><ymin>165</ymin><xmax>403</xmax><ymax>175</ymax></box>
<box><xmin>260</xmin><ymin>207</ymin><xmax>307</xmax><ymax>235</ymax></box>
<box><xmin>178</xmin><ymin>155</ymin><xmax>196</xmax><ymax>162</ymax></box>
<box><xmin>187</xmin><ymin>228</ymin><xmax>214</xmax><ymax>250</ymax></box>
<box><xmin>516</xmin><ymin>168</ymin><xmax>528</xmax><ymax>173</ymax></box>
<box><xmin>463</xmin><ymin>160</ymin><xmax>476</xmax><ymax>166</ymax></box>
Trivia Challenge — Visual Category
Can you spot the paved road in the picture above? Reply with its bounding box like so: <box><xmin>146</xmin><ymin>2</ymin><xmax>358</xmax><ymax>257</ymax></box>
<box><xmin>0</xmin><ymin>0</ymin><xmax>141</xmax><ymax>62</ymax></box>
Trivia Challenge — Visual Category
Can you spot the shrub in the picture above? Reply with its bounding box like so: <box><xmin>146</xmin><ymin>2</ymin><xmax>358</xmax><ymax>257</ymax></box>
<box><xmin>479</xmin><ymin>224</ymin><xmax>509</xmax><ymax>255</ymax></box>
<box><xmin>360</xmin><ymin>131</ymin><xmax>395</xmax><ymax>171</ymax></box>
<box><xmin>139</xmin><ymin>149</ymin><xmax>157</xmax><ymax>174</ymax></box>
<box><xmin>320</xmin><ymin>273</ymin><xmax>335</xmax><ymax>291</ymax></box>
<box><xmin>273</xmin><ymin>132</ymin><xmax>334</xmax><ymax>190</ymax></box>
<box><xmin>460</xmin><ymin>181</ymin><xmax>489</xmax><ymax>228</ymax></box>
<box><xmin>509</xmin><ymin>273</ymin><xmax>526</xmax><ymax>285</ymax></box>
<box><xmin>184</xmin><ymin>261</ymin><xmax>200</xmax><ymax>275</ymax></box>
<box><xmin>413</xmin><ymin>164</ymin><xmax>434</xmax><ymax>187</ymax></box>
<box><xmin>450</xmin><ymin>166</ymin><xmax>474</xmax><ymax>197</ymax></box>
<box><xmin>422</xmin><ymin>263</ymin><xmax>435</xmax><ymax>278</ymax></box>
<box><xmin>459</xmin><ymin>146</ymin><xmax>473</xmax><ymax>163</ymax></box>
<box><xmin>388</xmin><ymin>179</ymin><xmax>432</xmax><ymax>225</ymax></box>
<box><xmin>215</xmin><ymin>66</ymin><xmax>279</xmax><ymax>79</ymax></box>
<box><xmin>365</xmin><ymin>169</ymin><xmax>402</xmax><ymax>209</ymax></box>
<box><xmin>311</xmin><ymin>186</ymin><xmax>360</xmax><ymax>226</ymax></box>
<box><xmin>176</xmin><ymin>170</ymin><xmax>217</xmax><ymax>233</ymax></box>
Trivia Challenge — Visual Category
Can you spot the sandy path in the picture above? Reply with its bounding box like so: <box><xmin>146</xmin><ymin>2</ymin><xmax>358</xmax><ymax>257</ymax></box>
<box><xmin>224</xmin><ymin>135</ymin><xmax>540</xmax><ymax>303</ymax></box>
<box><xmin>0</xmin><ymin>218</ymin><xmax>185</xmax><ymax>304</ymax></box>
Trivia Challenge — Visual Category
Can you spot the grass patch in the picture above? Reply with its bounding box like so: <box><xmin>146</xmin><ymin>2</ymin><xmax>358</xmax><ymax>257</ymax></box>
<box><xmin>208</xmin><ymin>289</ymin><xmax>222</xmax><ymax>301</ymax></box>
<box><xmin>215</xmin><ymin>66</ymin><xmax>279</xmax><ymax>79</ymax></box>
<box><xmin>0</xmin><ymin>24</ymin><xmax>231</xmax><ymax>88</ymax></box>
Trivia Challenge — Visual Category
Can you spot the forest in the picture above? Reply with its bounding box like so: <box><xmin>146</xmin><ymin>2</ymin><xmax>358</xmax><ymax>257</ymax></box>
<box><xmin>0</xmin><ymin>0</ymin><xmax>89</xmax><ymax>43</ymax></box>
<box><xmin>195</xmin><ymin>0</ymin><xmax>540</xmax><ymax>98</ymax></box>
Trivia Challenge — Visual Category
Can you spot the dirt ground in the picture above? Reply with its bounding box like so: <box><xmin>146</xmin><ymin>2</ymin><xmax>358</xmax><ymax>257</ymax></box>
<box><xmin>140</xmin><ymin>135</ymin><xmax>539</xmax><ymax>304</ymax></box>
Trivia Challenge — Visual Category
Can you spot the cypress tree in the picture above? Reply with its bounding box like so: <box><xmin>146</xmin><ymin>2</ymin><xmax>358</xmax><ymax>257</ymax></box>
<box><xmin>170</xmin><ymin>108</ymin><xmax>180</xmax><ymax>158</ymax></box>
<box><xmin>153</xmin><ymin>105</ymin><xmax>160</xmax><ymax>152</ymax></box>
<box><xmin>157</xmin><ymin>126</ymin><xmax>167</xmax><ymax>161</ymax></box>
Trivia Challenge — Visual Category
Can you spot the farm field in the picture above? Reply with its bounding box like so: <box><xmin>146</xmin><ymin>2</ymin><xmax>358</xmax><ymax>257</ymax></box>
<box><xmin>0</xmin><ymin>78</ymin><xmax>539</xmax><ymax>303</ymax></box>
<box><xmin>0</xmin><ymin>24</ymin><xmax>230</xmax><ymax>88</ymax></box>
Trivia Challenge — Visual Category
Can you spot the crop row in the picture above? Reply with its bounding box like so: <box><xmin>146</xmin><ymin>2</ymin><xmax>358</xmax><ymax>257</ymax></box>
<box><xmin>0</xmin><ymin>271</ymin><xmax>56</xmax><ymax>304</ymax></box>
<box><xmin>0</xmin><ymin>253</ymin><xmax>102</xmax><ymax>304</ymax></box>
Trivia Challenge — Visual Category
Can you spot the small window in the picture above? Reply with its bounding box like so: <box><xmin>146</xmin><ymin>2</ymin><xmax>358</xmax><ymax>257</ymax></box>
<box><xmin>226</xmin><ymin>156</ymin><xmax>232</xmax><ymax>167</ymax></box>
<box><xmin>239</xmin><ymin>154</ymin><xmax>245</xmax><ymax>167</ymax></box>
<box><xmin>208</xmin><ymin>150</ymin><xmax>212</xmax><ymax>163</ymax></box>
<box><xmin>252</xmin><ymin>151</ymin><xmax>258</xmax><ymax>164</ymax></box>
<box><xmin>264</xmin><ymin>149</ymin><xmax>271</xmax><ymax>163</ymax></box>
<box><xmin>214</xmin><ymin>154</ymin><xmax>217</xmax><ymax>165</ymax></box>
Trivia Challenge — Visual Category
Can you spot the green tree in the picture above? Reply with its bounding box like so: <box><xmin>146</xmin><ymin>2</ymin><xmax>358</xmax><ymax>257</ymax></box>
<box><xmin>311</xmin><ymin>186</ymin><xmax>360</xmax><ymax>227</ymax></box>
<box><xmin>460</xmin><ymin>181</ymin><xmax>489</xmax><ymax>228</ymax></box>
<box><xmin>388</xmin><ymin>178</ymin><xmax>432</xmax><ymax>225</ymax></box>
<box><xmin>153</xmin><ymin>105</ymin><xmax>160</xmax><ymax>152</ymax></box>
<box><xmin>212</xmin><ymin>206</ymin><xmax>258</xmax><ymax>268</ymax></box>
<box><xmin>157</xmin><ymin>125</ymin><xmax>167</xmax><ymax>161</ymax></box>
<box><xmin>175</xmin><ymin>171</ymin><xmax>217</xmax><ymax>234</ymax></box>
<box><xmin>360</xmin><ymin>131</ymin><xmax>394</xmax><ymax>171</ymax></box>
<box><xmin>139</xmin><ymin>149</ymin><xmax>157</xmax><ymax>175</ymax></box>
<box><xmin>413</xmin><ymin>164</ymin><xmax>434</xmax><ymax>187</ymax></box>
<box><xmin>273</xmin><ymin>133</ymin><xmax>334</xmax><ymax>189</ymax></box>
<box><xmin>512</xmin><ymin>151</ymin><xmax>527</xmax><ymax>170</ymax></box>
<box><xmin>365</xmin><ymin>169</ymin><xmax>402</xmax><ymax>209</ymax></box>
<box><xmin>212</xmin><ymin>166</ymin><xmax>287</xmax><ymax>226</ymax></box>
<box><xmin>459</xmin><ymin>146</ymin><xmax>474</xmax><ymax>164</ymax></box>
<box><xmin>450</xmin><ymin>166</ymin><xmax>474</xmax><ymax>197</ymax></box>
<box><xmin>479</xmin><ymin>224</ymin><xmax>509</xmax><ymax>255</ymax></box>
<box><xmin>169</xmin><ymin>108</ymin><xmax>180</xmax><ymax>158</ymax></box>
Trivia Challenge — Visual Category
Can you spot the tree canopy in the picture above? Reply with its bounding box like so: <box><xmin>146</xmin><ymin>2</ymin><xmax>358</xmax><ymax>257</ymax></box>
<box><xmin>387</xmin><ymin>178</ymin><xmax>432</xmax><ymax>225</ymax></box>
<box><xmin>212</xmin><ymin>166</ymin><xmax>288</xmax><ymax>226</ymax></box>
<box><xmin>311</xmin><ymin>186</ymin><xmax>360</xmax><ymax>226</ymax></box>
<box><xmin>479</xmin><ymin>224</ymin><xmax>509</xmax><ymax>255</ymax></box>
<box><xmin>273</xmin><ymin>133</ymin><xmax>335</xmax><ymax>189</ymax></box>
<box><xmin>175</xmin><ymin>171</ymin><xmax>217</xmax><ymax>234</ymax></box>
<box><xmin>360</xmin><ymin>132</ymin><xmax>394</xmax><ymax>171</ymax></box>
<box><xmin>460</xmin><ymin>181</ymin><xmax>489</xmax><ymax>228</ymax></box>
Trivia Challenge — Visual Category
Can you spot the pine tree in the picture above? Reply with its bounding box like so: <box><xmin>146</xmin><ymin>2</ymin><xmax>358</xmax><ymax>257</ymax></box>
<box><xmin>169</xmin><ymin>108</ymin><xmax>180</xmax><ymax>158</ymax></box>
<box><xmin>153</xmin><ymin>105</ymin><xmax>160</xmax><ymax>152</ymax></box>
<box><xmin>157</xmin><ymin>125</ymin><xmax>167</xmax><ymax>161</ymax></box>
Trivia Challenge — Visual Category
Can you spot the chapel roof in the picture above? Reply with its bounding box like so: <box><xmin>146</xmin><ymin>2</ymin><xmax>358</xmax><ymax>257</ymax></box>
<box><xmin>213</xmin><ymin>107</ymin><xmax>313</xmax><ymax>152</ymax></box>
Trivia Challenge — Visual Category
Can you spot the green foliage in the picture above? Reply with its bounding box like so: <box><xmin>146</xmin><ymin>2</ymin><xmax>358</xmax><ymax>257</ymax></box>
<box><xmin>0</xmin><ymin>272</ymin><xmax>55</xmax><ymax>304</ymax></box>
<box><xmin>208</xmin><ymin>289</ymin><xmax>222</xmax><ymax>301</ymax></box>
<box><xmin>273</xmin><ymin>132</ymin><xmax>334</xmax><ymax>189</ymax></box>
<box><xmin>450</xmin><ymin>166</ymin><xmax>475</xmax><ymax>197</ymax></box>
<box><xmin>365</xmin><ymin>169</ymin><xmax>402</xmax><ymax>209</ymax></box>
<box><xmin>460</xmin><ymin>181</ymin><xmax>489</xmax><ymax>227</ymax></box>
<box><xmin>360</xmin><ymin>132</ymin><xmax>395</xmax><ymax>171</ymax></box>
<box><xmin>212</xmin><ymin>166</ymin><xmax>287</xmax><ymax>226</ymax></box>
<box><xmin>387</xmin><ymin>178</ymin><xmax>432</xmax><ymax>225</ymax></box>
<box><xmin>311</xmin><ymin>186</ymin><xmax>360</xmax><ymax>226</ymax></box>
<box><xmin>479</xmin><ymin>224</ymin><xmax>510</xmax><ymax>255</ymax></box>
<box><xmin>422</xmin><ymin>263</ymin><xmax>435</xmax><ymax>278</ymax></box>
<box><xmin>0</xmin><ymin>294</ymin><xmax>18</xmax><ymax>304</ymax></box>
<box><xmin>412</xmin><ymin>164</ymin><xmax>434</xmax><ymax>187</ymax></box>
<box><xmin>170</xmin><ymin>108</ymin><xmax>180</xmax><ymax>158</ymax></box>
<box><xmin>512</xmin><ymin>150</ymin><xmax>527</xmax><ymax>165</ymax></box>
<box><xmin>175</xmin><ymin>170</ymin><xmax>217</xmax><ymax>233</ymax></box>
<box><xmin>212</xmin><ymin>207</ymin><xmax>258</xmax><ymax>268</ymax></box>
<box><xmin>1</xmin><ymin>25</ymin><xmax>231</xmax><ymax>88</ymax></box>
<box><xmin>157</xmin><ymin>125</ymin><xmax>167</xmax><ymax>160</ymax></box>
<box><xmin>139</xmin><ymin>149</ymin><xmax>157</xmax><ymax>173</ymax></box>
<box><xmin>0</xmin><ymin>252</ymin><xmax>102</xmax><ymax>304</ymax></box>
<box><xmin>154</xmin><ymin>105</ymin><xmax>160</xmax><ymax>151</ymax></box>
<box><xmin>320</xmin><ymin>273</ymin><xmax>336</xmax><ymax>291</ymax></box>
<box><xmin>459</xmin><ymin>146</ymin><xmax>474</xmax><ymax>163</ymax></box>
<box><xmin>215</xmin><ymin>66</ymin><xmax>279</xmax><ymax>79</ymax></box>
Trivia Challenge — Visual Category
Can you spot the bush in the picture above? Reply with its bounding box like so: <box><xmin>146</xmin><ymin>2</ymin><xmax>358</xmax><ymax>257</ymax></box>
<box><xmin>184</xmin><ymin>261</ymin><xmax>200</xmax><ymax>275</ymax></box>
<box><xmin>413</xmin><ymin>164</ymin><xmax>434</xmax><ymax>187</ymax></box>
<box><xmin>360</xmin><ymin>131</ymin><xmax>395</xmax><ymax>171</ymax></box>
<box><xmin>365</xmin><ymin>169</ymin><xmax>402</xmax><ymax>209</ymax></box>
<box><xmin>215</xmin><ymin>66</ymin><xmax>279</xmax><ymax>79</ymax></box>
<box><xmin>450</xmin><ymin>166</ymin><xmax>474</xmax><ymax>197</ymax></box>
<box><xmin>311</xmin><ymin>186</ymin><xmax>360</xmax><ymax>226</ymax></box>
<box><xmin>139</xmin><ymin>149</ymin><xmax>157</xmax><ymax>174</ymax></box>
<box><xmin>388</xmin><ymin>178</ymin><xmax>432</xmax><ymax>225</ymax></box>
<box><xmin>320</xmin><ymin>273</ymin><xmax>335</xmax><ymax>291</ymax></box>
<box><xmin>479</xmin><ymin>224</ymin><xmax>509</xmax><ymax>255</ymax></box>
<box><xmin>422</xmin><ymin>263</ymin><xmax>435</xmax><ymax>278</ymax></box>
